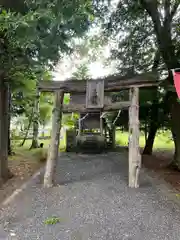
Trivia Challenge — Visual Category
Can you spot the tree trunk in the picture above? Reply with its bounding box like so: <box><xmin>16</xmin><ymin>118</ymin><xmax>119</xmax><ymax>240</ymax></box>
<box><xmin>144</xmin><ymin>120</ymin><xmax>148</xmax><ymax>142</ymax></box>
<box><xmin>111</xmin><ymin>127</ymin><xmax>116</xmax><ymax>148</ymax></box>
<box><xmin>44</xmin><ymin>91</ymin><xmax>64</xmax><ymax>188</ymax></box>
<box><xmin>20</xmin><ymin>110</ymin><xmax>33</xmax><ymax>147</ymax></box>
<box><xmin>169</xmin><ymin>92</ymin><xmax>180</xmax><ymax>170</ymax></box>
<box><xmin>161</xmin><ymin>73</ymin><xmax>180</xmax><ymax>169</ymax></box>
<box><xmin>143</xmin><ymin>124</ymin><xmax>158</xmax><ymax>155</ymax></box>
<box><xmin>143</xmin><ymin>102</ymin><xmax>159</xmax><ymax>155</ymax></box>
<box><xmin>0</xmin><ymin>81</ymin><xmax>10</xmax><ymax>182</ymax></box>
<box><xmin>8</xmin><ymin>126</ymin><xmax>11</xmax><ymax>155</ymax></box>
<box><xmin>30</xmin><ymin>89</ymin><xmax>40</xmax><ymax>149</ymax></box>
<box><xmin>8</xmin><ymin>89</ymin><xmax>12</xmax><ymax>155</ymax></box>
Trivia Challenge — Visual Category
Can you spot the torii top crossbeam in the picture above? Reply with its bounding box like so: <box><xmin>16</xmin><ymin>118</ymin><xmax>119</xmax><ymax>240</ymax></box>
<box><xmin>38</xmin><ymin>72</ymin><xmax>160</xmax><ymax>93</ymax></box>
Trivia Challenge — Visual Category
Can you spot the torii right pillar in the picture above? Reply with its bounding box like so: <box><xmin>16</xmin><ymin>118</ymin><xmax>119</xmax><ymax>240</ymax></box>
<box><xmin>128</xmin><ymin>87</ymin><xmax>141</xmax><ymax>188</ymax></box>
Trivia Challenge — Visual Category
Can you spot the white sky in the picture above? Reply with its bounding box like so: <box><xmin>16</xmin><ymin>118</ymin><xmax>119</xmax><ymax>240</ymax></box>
<box><xmin>89</xmin><ymin>61</ymin><xmax>113</xmax><ymax>78</ymax></box>
<box><xmin>53</xmin><ymin>60</ymin><xmax>113</xmax><ymax>80</ymax></box>
<box><xmin>53</xmin><ymin>47</ymin><xmax>114</xmax><ymax>80</ymax></box>
<box><xmin>53</xmin><ymin>0</ymin><xmax>119</xmax><ymax>81</ymax></box>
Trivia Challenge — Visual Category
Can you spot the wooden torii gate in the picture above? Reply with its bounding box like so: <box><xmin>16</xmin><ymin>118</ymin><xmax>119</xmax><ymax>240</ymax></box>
<box><xmin>38</xmin><ymin>73</ymin><xmax>159</xmax><ymax>188</ymax></box>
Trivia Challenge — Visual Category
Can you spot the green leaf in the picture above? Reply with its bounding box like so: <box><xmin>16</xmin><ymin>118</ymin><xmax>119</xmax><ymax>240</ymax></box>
<box><xmin>44</xmin><ymin>216</ymin><xmax>61</xmax><ymax>225</ymax></box>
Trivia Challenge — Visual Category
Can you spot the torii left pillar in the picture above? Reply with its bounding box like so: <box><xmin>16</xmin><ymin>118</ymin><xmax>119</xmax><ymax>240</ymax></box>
<box><xmin>44</xmin><ymin>90</ymin><xmax>64</xmax><ymax>187</ymax></box>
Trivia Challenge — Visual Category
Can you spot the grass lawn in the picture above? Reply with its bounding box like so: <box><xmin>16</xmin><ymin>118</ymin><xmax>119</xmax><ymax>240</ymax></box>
<box><xmin>12</xmin><ymin>135</ymin><xmax>66</xmax><ymax>153</ymax></box>
<box><xmin>11</xmin><ymin>129</ymin><xmax>174</xmax><ymax>155</ymax></box>
<box><xmin>116</xmin><ymin>130</ymin><xmax>174</xmax><ymax>150</ymax></box>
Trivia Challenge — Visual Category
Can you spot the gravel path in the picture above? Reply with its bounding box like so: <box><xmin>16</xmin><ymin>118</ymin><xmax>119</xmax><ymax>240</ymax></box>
<box><xmin>0</xmin><ymin>152</ymin><xmax>180</xmax><ymax>240</ymax></box>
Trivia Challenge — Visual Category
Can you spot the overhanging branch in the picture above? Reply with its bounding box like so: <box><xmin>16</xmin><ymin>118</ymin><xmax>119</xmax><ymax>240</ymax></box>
<box><xmin>164</xmin><ymin>0</ymin><xmax>171</xmax><ymax>29</ymax></box>
<box><xmin>170</xmin><ymin>1</ymin><xmax>180</xmax><ymax>21</ymax></box>
<box><xmin>139</xmin><ymin>0</ymin><xmax>162</xmax><ymax>36</ymax></box>
<box><xmin>163</xmin><ymin>0</ymin><xmax>179</xmax><ymax>32</ymax></box>
<box><xmin>152</xmin><ymin>50</ymin><xmax>160</xmax><ymax>70</ymax></box>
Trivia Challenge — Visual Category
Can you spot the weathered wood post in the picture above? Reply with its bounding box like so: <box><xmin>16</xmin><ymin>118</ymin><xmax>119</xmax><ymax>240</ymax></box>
<box><xmin>100</xmin><ymin>112</ymin><xmax>103</xmax><ymax>136</ymax></box>
<box><xmin>78</xmin><ymin>117</ymin><xmax>82</xmax><ymax>136</ymax></box>
<box><xmin>128</xmin><ymin>87</ymin><xmax>141</xmax><ymax>188</ymax></box>
<box><xmin>112</xmin><ymin>127</ymin><xmax>116</xmax><ymax>149</ymax></box>
<box><xmin>44</xmin><ymin>90</ymin><xmax>64</xmax><ymax>188</ymax></box>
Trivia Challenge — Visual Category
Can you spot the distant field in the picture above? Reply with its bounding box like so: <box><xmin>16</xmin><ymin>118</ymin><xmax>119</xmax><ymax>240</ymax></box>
<box><xmin>116</xmin><ymin>130</ymin><xmax>174</xmax><ymax>150</ymax></box>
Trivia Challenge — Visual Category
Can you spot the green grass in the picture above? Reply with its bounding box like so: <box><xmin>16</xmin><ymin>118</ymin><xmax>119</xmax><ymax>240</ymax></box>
<box><xmin>116</xmin><ymin>130</ymin><xmax>174</xmax><ymax>150</ymax></box>
<box><xmin>12</xmin><ymin>135</ymin><xmax>66</xmax><ymax>152</ymax></box>
<box><xmin>12</xmin><ymin>129</ymin><xmax>174</xmax><ymax>155</ymax></box>
<box><xmin>44</xmin><ymin>216</ymin><xmax>62</xmax><ymax>225</ymax></box>
<box><xmin>11</xmin><ymin>136</ymin><xmax>66</xmax><ymax>164</ymax></box>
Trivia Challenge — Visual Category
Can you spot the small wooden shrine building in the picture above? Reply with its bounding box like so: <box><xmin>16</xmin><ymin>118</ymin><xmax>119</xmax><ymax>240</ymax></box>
<box><xmin>39</xmin><ymin>72</ymin><xmax>159</xmax><ymax>188</ymax></box>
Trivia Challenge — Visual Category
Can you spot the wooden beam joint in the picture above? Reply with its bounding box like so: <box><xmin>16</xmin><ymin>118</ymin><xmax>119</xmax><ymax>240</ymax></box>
<box><xmin>62</xmin><ymin>101</ymin><xmax>131</xmax><ymax>113</ymax></box>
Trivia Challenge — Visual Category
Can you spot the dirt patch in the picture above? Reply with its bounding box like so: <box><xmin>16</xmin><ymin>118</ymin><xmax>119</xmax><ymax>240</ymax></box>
<box><xmin>142</xmin><ymin>149</ymin><xmax>180</xmax><ymax>191</ymax></box>
<box><xmin>0</xmin><ymin>149</ymin><xmax>44</xmax><ymax>204</ymax></box>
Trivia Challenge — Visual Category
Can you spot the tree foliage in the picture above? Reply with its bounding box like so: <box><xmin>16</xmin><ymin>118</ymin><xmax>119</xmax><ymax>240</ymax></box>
<box><xmin>0</xmin><ymin>0</ymin><xmax>99</xmax><ymax>181</ymax></box>
<box><xmin>102</xmin><ymin>0</ymin><xmax>180</xmax><ymax>163</ymax></box>
<box><xmin>72</xmin><ymin>64</ymin><xmax>90</xmax><ymax>79</ymax></box>
<box><xmin>39</xmin><ymin>94</ymin><xmax>53</xmax><ymax>127</ymax></box>
<box><xmin>104</xmin><ymin>0</ymin><xmax>180</xmax><ymax>74</ymax></box>
<box><xmin>0</xmin><ymin>0</ymin><xmax>96</xmax><ymax>85</ymax></box>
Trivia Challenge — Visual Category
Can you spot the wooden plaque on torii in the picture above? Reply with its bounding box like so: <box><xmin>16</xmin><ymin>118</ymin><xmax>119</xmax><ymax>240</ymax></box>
<box><xmin>86</xmin><ymin>80</ymin><xmax>104</xmax><ymax>109</ymax></box>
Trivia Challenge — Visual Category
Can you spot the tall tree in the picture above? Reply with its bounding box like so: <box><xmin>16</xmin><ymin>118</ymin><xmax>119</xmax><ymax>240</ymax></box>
<box><xmin>105</xmin><ymin>0</ymin><xmax>180</xmax><ymax>164</ymax></box>
<box><xmin>0</xmin><ymin>0</ymin><xmax>97</xmax><ymax>182</ymax></box>
<box><xmin>30</xmin><ymin>88</ymin><xmax>40</xmax><ymax>149</ymax></box>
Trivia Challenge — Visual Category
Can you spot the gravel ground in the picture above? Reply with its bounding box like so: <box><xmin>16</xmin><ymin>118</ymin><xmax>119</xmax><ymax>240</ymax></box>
<box><xmin>0</xmin><ymin>152</ymin><xmax>180</xmax><ymax>240</ymax></box>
